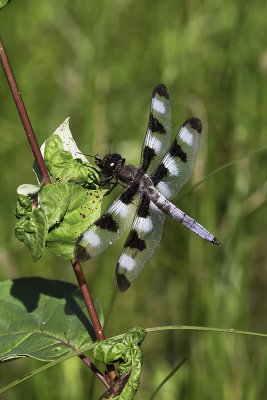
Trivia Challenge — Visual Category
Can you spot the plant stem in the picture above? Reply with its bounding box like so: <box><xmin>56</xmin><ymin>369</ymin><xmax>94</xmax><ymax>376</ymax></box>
<box><xmin>71</xmin><ymin>259</ymin><xmax>117</xmax><ymax>383</ymax></box>
<box><xmin>0</xmin><ymin>36</ymin><xmax>51</xmax><ymax>186</ymax></box>
<box><xmin>78</xmin><ymin>354</ymin><xmax>110</xmax><ymax>388</ymax></box>
<box><xmin>71</xmin><ymin>260</ymin><xmax>105</xmax><ymax>340</ymax></box>
<box><xmin>0</xmin><ymin>34</ymin><xmax>116</xmax><ymax>385</ymax></box>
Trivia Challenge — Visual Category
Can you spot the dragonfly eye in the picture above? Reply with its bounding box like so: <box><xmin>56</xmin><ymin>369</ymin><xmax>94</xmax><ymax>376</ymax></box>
<box><xmin>102</xmin><ymin>153</ymin><xmax>122</xmax><ymax>173</ymax></box>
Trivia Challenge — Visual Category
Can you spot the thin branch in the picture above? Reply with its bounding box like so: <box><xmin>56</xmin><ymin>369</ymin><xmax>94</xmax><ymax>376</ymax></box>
<box><xmin>150</xmin><ymin>355</ymin><xmax>188</xmax><ymax>400</ymax></box>
<box><xmin>0</xmin><ymin>36</ymin><xmax>51</xmax><ymax>185</ymax></box>
<box><xmin>71</xmin><ymin>259</ymin><xmax>106</xmax><ymax>340</ymax></box>
<box><xmin>79</xmin><ymin>354</ymin><xmax>109</xmax><ymax>388</ymax></box>
<box><xmin>71</xmin><ymin>260</ymin><xmax>117</xmax><ymax>383</ymax></box>
<box><xmin>0</xmin><ymin>34</ymin><xmax>116</xmax><ymax>385</ymax></box>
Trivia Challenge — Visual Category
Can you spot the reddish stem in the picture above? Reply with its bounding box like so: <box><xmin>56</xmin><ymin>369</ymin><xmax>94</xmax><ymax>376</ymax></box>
<box><xmin>71</xmin><ymin>260</ymin><xmax>105</xmax><ymax>340</ymax></box>
<box><xmin>71</xmin><ymin>259</ymin><xmax>117</xmax><ymax>383</ymax></box>
<box><xmin>79</xmin><ymin>354</ymin><xmax>109</xmax><ymax>388</ymax></box>
<box><xmin>0</xmin><ymin>37</ymin><xmax>51</xmax><ymax>186</ymax></box>
<box><xmin>0</xmin><ymin>34</ymin><xmax>116</xmax><ymax>385</ymax></box>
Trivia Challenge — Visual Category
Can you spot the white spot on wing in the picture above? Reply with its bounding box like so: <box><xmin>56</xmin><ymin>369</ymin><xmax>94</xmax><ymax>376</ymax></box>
<box><xmin>152</xmin><ymin>98</ymin><xmax>165</xmax><ymax>114</ymax></box>
<box><xmin>163</xmin><ymin>157</ymin><xmax>179</xmax><ymax>176</ymax></box>
<box><xmin>145</xmin><ymin>130</ymin><xmax>162</xmax><ymax>152</ymax></box>
<box><xmin>111</xmin><ymin>200</ymin><xmax>129</xmax><ymax>218</ymax></box>
<box><xmin>119</xmin><ymin>254</ymin><xmax>136</xmax><ymax>271</ymax></box>
<box><xmin>83</xmin><ymin>230</ymin><xmax>101</xmax><ymax>247</ymax></box>
<box><xmin>135</xmin><ymin>217</ymin><xmax>153</xmax><ymax>233</ymax></box>
<box><xmin>179</xmin><ymin>127</ymin><xmax>194</xmax><ymax>146</ymax></box>
<box><xmin>157</xmin><ymin>181</ymin><xmax>172</xmax><ymax>198</ymax></box>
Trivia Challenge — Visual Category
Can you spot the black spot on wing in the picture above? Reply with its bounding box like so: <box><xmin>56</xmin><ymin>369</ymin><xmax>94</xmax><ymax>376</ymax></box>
<box><xmin>141</xmin><ymin>146</ymin><xmax>156</xmax><ymax>173</ymax></box>
<box><xmin>169</xmin><ymin>140</ymin><xmax>187</xmax><ymax>162</ymax></box>
<box><xmin>116</xmin><ymin>272</ymin><xmax>131</xmax><ymax>292</ymax></box>
<box><xmin>153</xmin><ymin>83</ymin><xmax>169</xmax><ymax>99</ymax></box>
<box><xmin>125</xmin><ymin>230</ymin><xmax>146</xmax><ymax>251</ymax></box>
<box><xmin>137</xmin><ymin>194</ymin><xmax>150</xmax><ymax>218</ymax></box>
<box><xmin>151</xmin><ymin>163</ymin><xmax>169</xmax><ymax>186</ymax></box>
<box><xmin>120</xmin><ymin>182</ymin><xmax>139</xmax><ymax>204</ymax></box>
<box><xmin>75</xmin><ymin>244</ymin><xmax>92</xmax><ymax>262</ymax></box>
<box><xmin>186</xmin><ymin>117</ymin><xmax>202</xmax><ymax>133</ymax></box>
<box><xmin>95</xmin><ymin>214</ymin><xmax>118</xmax><ymax>232</ymax></box>
<box><xmin>148</xmin><ymin>114</ymin><xmax>166</xmax><ymax>134</ymax></box>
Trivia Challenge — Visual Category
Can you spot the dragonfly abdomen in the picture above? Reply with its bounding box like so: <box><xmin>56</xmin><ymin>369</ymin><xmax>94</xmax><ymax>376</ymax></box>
<box><xmin>148</xmin><ymin>187</ymin><xmax>220</xmax><ymax>245</ymax></box>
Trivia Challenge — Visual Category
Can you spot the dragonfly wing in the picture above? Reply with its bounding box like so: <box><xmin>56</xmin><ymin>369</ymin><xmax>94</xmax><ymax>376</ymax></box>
<box><xmin>151</xmin><ymin>118</ymin><xmax>202</xmax><ymax>199</ymax></box>
<box><xmin>75</xmin><ymin>185</ymin><xmax>140</xmax><ymax>261</ymax></box>
<box><xmin>115</xmin><ymin>193</ymin><xmax>165</xmax><ymax>291</ymax></box>
<box><xmin>140</xmin><ymin>84</ymin><xmax>172</xmax><ymax>175</ymax></box>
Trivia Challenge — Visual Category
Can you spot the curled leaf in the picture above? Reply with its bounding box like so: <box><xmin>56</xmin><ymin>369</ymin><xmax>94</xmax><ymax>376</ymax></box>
<box><xmin>94</xmin><ymin>328</ymin><xmax>146</xmax><ymax>399</ymax></box>
<box><xmin>15</xmin><ymin>198</ymin><xmax>47</xmax><ymax>262</ymax></box>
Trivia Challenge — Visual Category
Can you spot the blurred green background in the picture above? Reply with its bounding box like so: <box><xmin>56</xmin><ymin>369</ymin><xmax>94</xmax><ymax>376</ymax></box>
<box><xmin>1</xmin><ymin>0</ymin><xmax>267</xmax><ymax>399</ymax></box>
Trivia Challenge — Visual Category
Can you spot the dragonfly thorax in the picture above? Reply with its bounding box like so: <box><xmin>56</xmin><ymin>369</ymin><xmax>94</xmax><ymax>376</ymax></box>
<box><xmin>116</xmin><ymin>164</ymin><xmax>142</xmax><ymax>187</ymax></box>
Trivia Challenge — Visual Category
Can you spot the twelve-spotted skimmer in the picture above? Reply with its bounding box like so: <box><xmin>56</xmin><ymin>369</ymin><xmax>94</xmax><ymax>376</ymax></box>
<box><xmin>75</xmin><ymin>84</ymin><xmax>220</xmax><ymax>291</ymax></box>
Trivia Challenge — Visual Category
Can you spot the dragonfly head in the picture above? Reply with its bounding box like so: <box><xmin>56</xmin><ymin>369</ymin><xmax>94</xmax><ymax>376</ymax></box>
<box><xmin>95</xmin><ymin>153</ymin><xmax>124</xmax><ymax>175</ymax></box>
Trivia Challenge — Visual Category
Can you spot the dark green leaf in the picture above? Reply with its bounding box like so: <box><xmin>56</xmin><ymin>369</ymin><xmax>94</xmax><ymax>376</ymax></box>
<box><xmin>0</xmin><ymin>278</ymin><xmax>103</xmax><ymax>362</ymax></box>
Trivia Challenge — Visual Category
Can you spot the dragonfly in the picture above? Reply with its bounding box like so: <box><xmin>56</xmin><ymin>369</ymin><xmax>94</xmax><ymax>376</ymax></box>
<box><xmin>75</xmin><ymin>84</ymin><xmax>220</xmax><ymax>291</ymax></box>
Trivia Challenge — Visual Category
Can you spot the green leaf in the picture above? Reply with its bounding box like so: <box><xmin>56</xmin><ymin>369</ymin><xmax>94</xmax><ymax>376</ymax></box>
<box><xmin>15</xmin><ymin>194</ymin><xmax>33</xmax><ymax>218</ymax></box>
<box><xmin>40</xmin><ymin>183</ymin><xmax>104</xmax><ymax>260</ymax></box>
<box><xmin>15</xmin><ymin>197</ymin><xmax>47</xmax><ymax>262</ymax></box>
<box><xmin>15</xmin><ymin>183</ymin><xmax>105</xmax><ymax>261</ymax></box>
<box><xmin>34</xmin><ymin>118</ymin><xmax>99</xmax><ymax>188</ymax></box>
<box><xmin>94</xmin><ymin>328</ymin><xmax>146</xmax><ymax>399</ymax></box>
<box><xmin>0</xmin><ymin>278</ymin><xmax>103</xmax><ymax>362</ymax></box>
<box><xmin>16</xmin><ymin>119</ymin><xmax>105</xmax><ymax>260</ymax></box>
<box><xmin>46</xmin><ymin>143</ymin><xmax>98</xmax><ymax>187</ymax></box>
